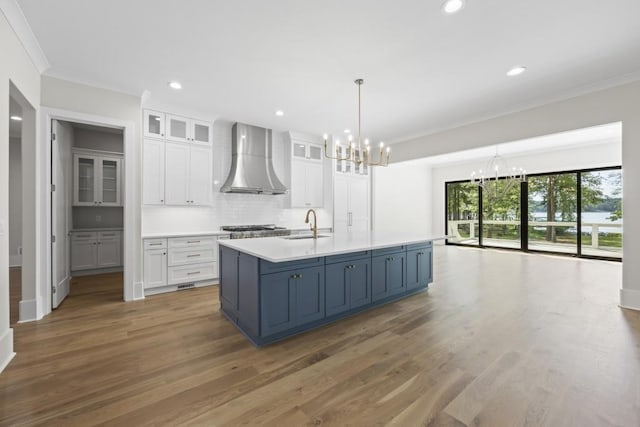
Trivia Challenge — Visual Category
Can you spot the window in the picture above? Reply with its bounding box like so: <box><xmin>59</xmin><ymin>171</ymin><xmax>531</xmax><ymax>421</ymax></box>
<box><xmin>445</xmin><ymin>166</ymin><xmax>622</xmax><ymax>261</ymax></box>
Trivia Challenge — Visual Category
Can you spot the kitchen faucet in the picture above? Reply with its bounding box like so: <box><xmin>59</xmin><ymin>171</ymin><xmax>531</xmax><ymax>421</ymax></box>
<box><xmin>305</xmin><ymin>209</ymin><xmax>318</xmax><ymax>239</ymax></box>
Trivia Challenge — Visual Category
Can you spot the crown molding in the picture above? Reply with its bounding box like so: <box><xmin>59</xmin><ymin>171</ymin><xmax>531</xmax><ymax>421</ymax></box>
<box><xmin>0</xmin><ymin>0</ymin><xmax>50</xmax><ymax>73</ymax></box>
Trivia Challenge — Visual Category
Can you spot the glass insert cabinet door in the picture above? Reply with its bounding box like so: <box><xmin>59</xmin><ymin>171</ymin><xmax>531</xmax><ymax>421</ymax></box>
<box><xmin>100</xmin><ymin>158</ymin><xmax>121</xmax><ymax>206</ymax></box>
<box><xmin>75</xmin><ymin>155</ymin><xmax>97</xmax><ymax>205</ymax></box>
<box><xmin>166</xmin><ymin>115</ymin><xmax>190</xmax><ymax>142</ymax></box>
<box><xmin>143</xmin><ymin>110</ymin><xmax>165</xmax><ymax>139</ymax></box>
<box><xmin>192</xmin><ymin>120</ymin><xmax>212</xmax><ymax>145</ymax></box>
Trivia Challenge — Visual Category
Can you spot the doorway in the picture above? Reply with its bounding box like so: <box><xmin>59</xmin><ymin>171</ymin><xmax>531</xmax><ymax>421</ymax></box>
<box><xmin>50</xmin><ymin>119</ymin><xmax>125</xmax><ymax>309</ymax></box>
<box><xmin>8</xmin><ymin>94</ymin><xmax>22</xmax><ymax>325</ymax></box>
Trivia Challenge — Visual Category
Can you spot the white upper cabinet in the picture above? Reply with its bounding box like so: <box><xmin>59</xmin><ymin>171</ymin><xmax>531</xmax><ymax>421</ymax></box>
<box><xmin>142</xmin><ymin>109</ymin><xmax>214</xmax><ymax>206</ymax></box>
<box><xmin>143</xmin><ymin>139</ymin><xmax>165</xmax><ymax>205</ymax></box>
<box><xmin>143</xmin><ymin>110</ymin><xmax>165</xmax><ymax>139</ymax></box>
<box><xmin>166</xmin><ymin>114</ymin><xmax>213</xmax><ymax>145</ymax></box>
<box><xmin>289</xmin><ymin>139</ymin><xmax>324</xmax><ymax>208</ymax></box>
<box><xmin>164</xmin><ymin>142</ymin><xmax>212</xmax><ymax>206</ymax></box>
<box><xmin>73</xmin><ymin>152</ymin><xmax>122</xmax><ymax>207</ymax></box>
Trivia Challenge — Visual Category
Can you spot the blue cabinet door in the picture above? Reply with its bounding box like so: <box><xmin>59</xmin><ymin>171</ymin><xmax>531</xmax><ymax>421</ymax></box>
<box><xmin>219</xmin><ymin>246</ymin><xmax>239</xmax><ymax>316</ymax></box>
<box><xmin>407</xmin><ymin>247</ymin><xmax>433</xmax><ymax>290</ymax></box>
<box><xmin>261</xmin><ymin>270</ymin><xmax>296</xmax><ymax>336</ymax></box>
<box><xmin>325</xmin><ymin>261</ymin><xmax>350</xmax><ymax>316</ymax></box>
<box><xmin>295</xmin><ymin>266</ymin><xmax>325</xmax><ymax>326</ymax></box>
<box><xmin>326</xmin><ymin>259</ymin><xmax>371</xmax><ymax>315</ymax></box>
<box><xmin>349</xmin><ymin>258</ymin><xmax>371</xmax><ymax>309</ymax></box>
<box><xmin>372</xmin><ymin>253</ymin><xmax>406</xmax><ymax>301</ymax></box>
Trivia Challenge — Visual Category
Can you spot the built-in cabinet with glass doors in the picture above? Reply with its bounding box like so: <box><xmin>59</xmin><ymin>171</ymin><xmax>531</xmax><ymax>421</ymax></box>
<box><xmin>73</xmin><ymin>152</ymin><xmax>122</xmax><ymax>206</ymax></box>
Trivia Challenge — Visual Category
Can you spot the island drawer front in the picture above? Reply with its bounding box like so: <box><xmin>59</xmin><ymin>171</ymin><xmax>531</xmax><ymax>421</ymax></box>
<box><xmin>407</xmin><ymin>242</ymin><xmax>432</xmax><ymax>251</ymax></box>
<box><xmin>168</xmin><ymin>247</ymin><xmax>216</xmax><ymax>267</ymax></box>
<box><xmin>144</xmin><ymin>239</ymin><xmax>167</xmax><ymax>250</ymax></box>
<box><xmin>168</xmin><ymin>262</ymin><xmax>217</xmax><ymax>285</ymax></box>
<box><xmin>168</xmin><ymin>236</ymin><xmax>216</xmax><ymax>249</ymax></box>
<box><xmin>325</xmin><ymin>251</ymin><xmax>370</xmax><ymax>265</ymax></box>
<box><xmin>260</xmin><ymin>257</ymin><xmax>324</xmax><ymax>275</ymax></box>
<box><xmin>372</xmin><ymin>245</ymin><xmax>406</xmax><ymax>257</ymax></box>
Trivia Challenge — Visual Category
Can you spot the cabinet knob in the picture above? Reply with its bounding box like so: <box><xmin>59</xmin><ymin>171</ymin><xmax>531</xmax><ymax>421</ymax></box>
<box><xmin>160</xmin><ymin>199</ymin><xmax>164</xmax><ymax>202</ymax></box>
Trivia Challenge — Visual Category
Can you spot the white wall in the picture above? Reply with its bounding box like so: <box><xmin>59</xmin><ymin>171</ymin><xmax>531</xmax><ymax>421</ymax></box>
<box><xmin>372</xmin><ymin>162</ymin><xmax>432</xmax><ymax>234</ymax></box>
<box><xmin>141</xmin><ymin>120</ymin><xmax>333</xmax><ymax>235</ymax></box>
<box><xmin>8</xmin><ymin>137</ymin><xmax>21</xmax><ymax>266</ymax></box>
<box><xmin>431</xmin><ymin>140</ymin><xmax>622</xmax><ymax>237</ymax></box>
<box><xmin>0</xmin><ymin>9</ymin><xmax>42</xmax><ymax>373</ymax></box>
<box><xmin>391</xmin><ymin>80</ymin><xmax>640</xmax><ymax>310</ymax></box>
<box><xmin>73</xmin><ymin>127</ymin><xmax>123</xmax><ymax>153</ymax></box>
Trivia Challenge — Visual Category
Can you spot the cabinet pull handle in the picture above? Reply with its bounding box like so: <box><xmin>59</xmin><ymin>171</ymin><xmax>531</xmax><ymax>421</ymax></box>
<box><xmin>187</xmin><ymin>254</ymin><xmax>201</xmax><ymax>258</ymax></box>
<box><xmin>387</xmin><ymin>257</ymin><xmax>394</xmax><ymax>261</ymax></box>
<box><xmin>187</xmin><ymin>240</ymin><xmax>200</xmax><ymax>243</ymax></box>
<box><xmin>150</xmin><ymin>243</ymin><xmax>162</xmax><ymax>246</ymax></box>
<box><xmin>187</xmin><ymin>271</ymin><xmax>200</xmax><ymax>275</ymax></box>
<box><xmin>290</xmin><ymin>274</ymin><xmax>297</xmax><ymax>279</ymax></box>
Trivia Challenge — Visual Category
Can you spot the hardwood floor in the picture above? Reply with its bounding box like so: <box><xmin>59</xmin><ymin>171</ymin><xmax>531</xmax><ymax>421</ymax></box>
<box><xmin>9</xmin><ymin>267</ymin><xmax>21</xmax><ymax>325</ymax></box>
<box><xmin>1</xmin><ymin>246</ymin><xmax>639</xmax><ymax>426</ymax></box>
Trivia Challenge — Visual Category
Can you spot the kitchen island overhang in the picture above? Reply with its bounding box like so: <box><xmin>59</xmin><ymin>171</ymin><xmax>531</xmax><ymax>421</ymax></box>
<box><xmin>218</xmin><ymin>232</ymin><xmax>444</xmax><ymax>346</ymax></box>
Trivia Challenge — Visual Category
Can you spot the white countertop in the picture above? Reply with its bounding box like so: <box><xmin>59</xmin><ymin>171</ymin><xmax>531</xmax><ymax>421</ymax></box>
<box><xmin>142</xmin><ymin>231</ymin><xmax>231</xmax><ymax>239</ymax></box>
<box><xmin>218</xmin><ymin>231</ymin><xmax>446</xmax><ymax>262</ymax></box>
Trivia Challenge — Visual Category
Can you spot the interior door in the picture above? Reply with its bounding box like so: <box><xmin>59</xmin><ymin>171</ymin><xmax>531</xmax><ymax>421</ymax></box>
<box><xmin>52</xmin><ymin>119</ymin><xmax>71</xmax><ymax>309</ymax></box>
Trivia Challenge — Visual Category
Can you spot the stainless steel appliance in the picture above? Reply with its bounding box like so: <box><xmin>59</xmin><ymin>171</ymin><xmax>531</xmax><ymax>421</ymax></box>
<box><xmin>220</xmin><ymin>123</ymin><xmax>288</xmax><ymax>194</ymax></box>
<box><xmin>221</xmin><ymin>224</ymin><xmax>291</xmax><ymax>239</ymax></box>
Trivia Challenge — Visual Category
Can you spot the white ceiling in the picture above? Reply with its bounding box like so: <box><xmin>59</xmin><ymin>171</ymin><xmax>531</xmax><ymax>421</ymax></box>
<box><xmin>16</xmin><ymin>0</ymin><xmax>640</xmax><ymax>142</ymax></box>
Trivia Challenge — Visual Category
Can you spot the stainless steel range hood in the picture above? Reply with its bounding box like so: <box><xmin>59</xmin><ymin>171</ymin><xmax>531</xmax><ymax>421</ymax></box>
<box><xmin>220</xmin><ymin>123</ymin><xmax>288</xmax><ymax>194</ymax></box>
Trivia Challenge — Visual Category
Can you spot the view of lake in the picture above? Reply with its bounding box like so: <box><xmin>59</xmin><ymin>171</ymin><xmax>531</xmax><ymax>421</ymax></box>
<box><xmin>531</xmin><ymin>211</ymin><xmax>622</xmax><ymax>233</ymax></box>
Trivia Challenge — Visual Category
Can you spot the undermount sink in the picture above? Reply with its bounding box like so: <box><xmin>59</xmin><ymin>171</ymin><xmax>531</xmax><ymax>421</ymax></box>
<box><xmin>282</xmin><ymin>234</ymin><xmax>330</xmax><ymax>240</ymax></box>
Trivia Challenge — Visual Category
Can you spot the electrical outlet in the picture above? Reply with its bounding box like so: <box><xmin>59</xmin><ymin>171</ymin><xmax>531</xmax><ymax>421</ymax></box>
<box><xmin>96</xmin><ymin>215</ymin><xmax>102</xmax><ymax>222</ymax></box>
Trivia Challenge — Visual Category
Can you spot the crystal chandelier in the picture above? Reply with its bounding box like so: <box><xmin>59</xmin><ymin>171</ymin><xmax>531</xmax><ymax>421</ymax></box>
<box><xmin>470</xmin><ymin>147</ymin><xmax>526</xmax><ymax>198</ymax></box>
<box><xmin>323</xmin><ymin>79</ymin><xmax>390</xmax><ymax>167</ymax></box>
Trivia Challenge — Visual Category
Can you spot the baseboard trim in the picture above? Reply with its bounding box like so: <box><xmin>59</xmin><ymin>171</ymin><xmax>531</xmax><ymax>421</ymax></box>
<box><xmin>18</xmin><ymin>298</ymin><xmax>39</xmax><ymax>322</ymax></box>
<box><xmin>132</xmin><ymin>281</ymin><xmax>145</xmax><ymax>301</ymax></box>
<box><xmin>0</xmin><ymin>328</ymin><xmax>15</xmax><ymax>374</ymax></box>
<box><xmin>71</xmin><ymin>266</ymin><xmax>123</xmax><ymax>277</ymax></box>
<box><xmin>620</xmin><ymin>288</ymin><xmax>640</xmax><ymax>311</ymax></box>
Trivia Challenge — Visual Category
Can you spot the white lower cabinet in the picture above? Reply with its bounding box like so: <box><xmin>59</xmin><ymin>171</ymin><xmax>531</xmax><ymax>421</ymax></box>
<box><xmin>144</xmin><ymin>235</ymin><xmax>219</xmax><ymax>293</ymax></box>
<box><xmin>71</xmin><ymin>231</ymin><xmax>123</xmax><ymax>272</ymax></box>
<box><xmin>143</xmin><ymin>244</ymin><xmax>168</xmax><ymax>289</ymax></box>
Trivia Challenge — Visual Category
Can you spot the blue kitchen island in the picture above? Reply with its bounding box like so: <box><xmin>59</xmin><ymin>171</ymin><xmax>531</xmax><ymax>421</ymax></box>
<box><xmin>218</xmin><ymin>232</ymin><xmax>442</xmax><ymax>346</ymax></box>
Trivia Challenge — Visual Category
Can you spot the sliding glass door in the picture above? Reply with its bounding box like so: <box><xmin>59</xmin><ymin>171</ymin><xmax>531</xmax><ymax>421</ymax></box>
<box><xmin>482</xmin><ymin>180</ymin><xmax>521</xmax><ymax>249</ymax></box>
<box><xmin>580</xmin><ymin>170</ymin><xmax>622</xmax><ymax>258</ymax></box>
<box><xmin>445</xmin><ymin>166</ymin><xmax>622</xmax><ymax>261</ymax></box>
<box><xmin>527</xmin><ymin>173</ymin><xmax>578</xmax><ymax>255</ymax></box>
<box><xmin>446</xmin><ymin>182</ymin><xmax>479</xmax><ymax>245</ymax></box>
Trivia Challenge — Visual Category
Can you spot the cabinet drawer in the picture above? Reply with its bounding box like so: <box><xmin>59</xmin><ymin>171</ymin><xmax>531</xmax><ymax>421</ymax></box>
<box><xmin>169</xmin><ymin>236</ymin><xmax>216</xmax><ymax>249</ymax></box>
<box><xmin>168</xmin><ymin>247</ymin><xmax>216</xmax><ymax>266</ymax></box>
<box><xmin>99</xmin><ymin>231</ymin><xmax>122</xmax><ymax>240</ymax></box>
<box><xmin>325</xmin><ymin>251</ymin><xmax>369</xmax><ymax>265</ymax></box>
<box><xmin>260</xmin><ymin>257</ymin><xmax>324</xmax><ymax>275</ymax></box>
<box><xmin>71</xmin><ymin>232</ymin><xmax>97</xmax><ymax>241</ymax></box>
<box><xmin>144</xmin><ymin>239</ymin><xmax>167</xmax><ymax>250</ymax></box>
<box><xmin>168</xmin><ymin>262</ymin><xmax>217</xmax><ymax>285</ymax></box>
<box><xmin>372</xmin><ymin>245</ymin><xmax>406</xmax><ymax>257</ymax></box>
<box><xmin>407</xmin><ymin>241</ymin><xmax>432</xmax><ymax>251</ymax></box>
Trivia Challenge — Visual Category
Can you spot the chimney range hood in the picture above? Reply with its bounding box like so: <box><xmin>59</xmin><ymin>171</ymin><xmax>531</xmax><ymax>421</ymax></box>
<box><xmin>220</xmin><ymin>123</ymin><xmax>288</xmax><ymax>195</ymax></box>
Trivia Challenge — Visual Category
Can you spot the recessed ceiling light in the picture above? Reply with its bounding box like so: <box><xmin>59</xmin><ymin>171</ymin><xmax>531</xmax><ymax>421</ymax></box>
<box><xmin>168</xmin><ymin>81</ymin><xmax>182</xmax><ymax>90</ymax></box>
<box><xmin>442</xmin><ymin>0</ymin><xmax>465</xmax><ymax>14</ymax></box>
<box><xmin>10</xmin><ymin>115</ymin><xmax>22</xmax><ymax>121</ymax></box>
<box><xmin>344</xmin><ymin>129</ymin><xmax>351</xmax><ymax>134</ymax></box>
<box><xmin>275</xmin><ymin>110</ymin><xmax>284</xmax><ymax>117</ymax></box>
<box><xmin>506</xmin><ymin>66</ymin><xmax>527</xmax><ymax>77</ymax></box>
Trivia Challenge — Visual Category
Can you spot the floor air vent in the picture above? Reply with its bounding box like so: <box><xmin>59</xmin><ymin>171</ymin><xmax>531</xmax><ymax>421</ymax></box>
<box><xmin>177</xmin><ymin>283</ymin><xmax>195</xmax><ymax>290</ymax></box>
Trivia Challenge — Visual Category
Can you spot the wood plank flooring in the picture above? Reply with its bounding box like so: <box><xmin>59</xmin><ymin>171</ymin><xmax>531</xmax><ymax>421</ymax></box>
<box><xmin>1</xmin><ymin>246</ymin><xmax>639</xmax><ymax>426</ymax></box>
<box><xmin>9</xmin><ymin>267</ymin><xmax>21</xmax><ymax>325</ymax></box>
